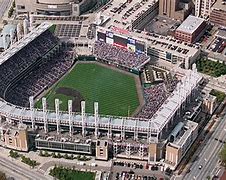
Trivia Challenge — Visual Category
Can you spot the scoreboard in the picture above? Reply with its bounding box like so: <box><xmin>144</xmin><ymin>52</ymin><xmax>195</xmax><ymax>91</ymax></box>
<box><xmin>106</xmin><ymin>31</ymin><xmax>114</xmax><ymax>45</ymax></box>
<box><xmin>96</xmin><ymin>28</ymin><xmax>145</xmax><ymax>54</ymax></box>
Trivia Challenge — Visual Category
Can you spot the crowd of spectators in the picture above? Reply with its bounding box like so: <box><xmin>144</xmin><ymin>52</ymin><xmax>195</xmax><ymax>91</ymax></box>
<box><xmin>93</xmin><ymin>41</ymin><xmax>149</xmax><ymax>70</ymax></box>
<box><xmin>0</xmin><ymin>30</ymin><xmax>58</xmax><ymax>97</ymax></box>
<box><xmin>136</xmin><ymin>83</ymin><xmax>167</xmax><ymax>119</ymax></box>
<box><xmin>5</xmin><ymin>50</ymin><xmax>74</xmax><ymax>107</ymax></box>
<box><xmin>135</xmin><ymin>77</ymin><xmax>179</xmax><ymax>120</ymax></box>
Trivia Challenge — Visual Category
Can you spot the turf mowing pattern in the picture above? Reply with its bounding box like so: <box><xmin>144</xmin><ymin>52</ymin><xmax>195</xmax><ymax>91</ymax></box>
<box><xmin>36</xmin><ymin>63</ymin><xmax>140</xmax><ymax>116</ymax></box>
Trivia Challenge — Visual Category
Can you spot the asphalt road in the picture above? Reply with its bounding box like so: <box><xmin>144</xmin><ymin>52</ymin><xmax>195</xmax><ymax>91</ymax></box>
<box><xmin>0</xmin><ymin>0</ymin><xmax>12</xmax><ymax>18</ymax></box>
<box><xmin>0</xmin><ymin>156</ymin><xmax>51</xmax><ymax>180</ymax></box>
<box><xmin>0</xmin><ymin>165</ymin><xmax>27</xmax><ymax>180</ymax></box>
<box><xmin>183</xmin><ymin>112</ymin><xmax>226</xmax><ymax>180</ymax></box>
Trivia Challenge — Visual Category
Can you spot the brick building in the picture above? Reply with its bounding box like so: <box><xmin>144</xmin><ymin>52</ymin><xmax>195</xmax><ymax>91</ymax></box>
<box><xmin>175</xmin><ymin>15</ymin><xmax>207</xmax><ymax>43</ymax></box>
<box><xmin>210</xmin><ymin>0</ymin><xmax>226</xmax><ymax>27</ymax></box>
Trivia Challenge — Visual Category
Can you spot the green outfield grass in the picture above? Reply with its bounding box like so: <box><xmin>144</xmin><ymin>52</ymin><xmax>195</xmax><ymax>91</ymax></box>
<box><xmin>36</xmin><ymin>63</ymin><xmax>140</xmax><ymax>116</ymax></box>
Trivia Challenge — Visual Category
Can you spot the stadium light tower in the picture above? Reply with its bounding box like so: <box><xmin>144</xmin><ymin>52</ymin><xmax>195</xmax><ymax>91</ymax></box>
<box><xmin>30</xmin><ymin>15</ymin><xmax>34</xmax><ymax>29</ymax></box>
<box><xmin>10</xmin><ymin>29</ymin><xmax>14</xmax><ymax>47</ymax></box>
<box><xmin>81</xmin><ymin>101</ymin><xmax>86</xmax><ymax>137</ymax></box>
<box><xmin>42</xmin><ymin>97</ymin><xmax>48</xmax><ymax>133</ymax></box>
<box><xmin>94</xmin><ymin>102</ymin><xmax>99</xmax><ymax>138</ymax></box>
<box><xmin>23</xmin><ymin>19</ymin><xmax>29</xmax><ymax>35</ymax></box>
<box><xmin>2</xmin><ymin>34</ymin><xmax>7</xmax><ymax>50</ymax></box>
<box><xmin>68</xmin><ymin>100</ymin><xmax>73</xmax><ymax>136</ymax></box>
<box><xmin>16</xmin><ymin>23</ymin><xmax>21</xmax><ymax>40</ymax></box>
<box><xmin>29</xmin><ymin>96</ymin><xmax>35</xmax><ymax>130</ymax></box>
<box><xmin>134</xmin><ymin>119</ymin><xmax>138</xmax><ymax>140</ymax></box>
<box><xmin>55</xmin><ymin>99</ymin><xmax>60</xmax><ymax>134</ymax></box>
<box><xmin>108</xmin><ymin>118</ymin><xmax>112</xmax><ymax>138</ymax></box>
<box><xmin>121</xmin><ymin>118</ymin><xmax>125</xmax><ymax>140</ymax></box>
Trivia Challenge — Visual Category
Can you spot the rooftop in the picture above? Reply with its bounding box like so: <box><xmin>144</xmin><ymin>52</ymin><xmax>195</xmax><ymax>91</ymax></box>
<box><xmin>1</xmin><ymin>122</ymin><xmax>27</xmax><ymax>136</ymax></box>
<box><xmin>0</xmin><ymin>24</ymin><xmax>16</xmax><ymax>49</ymax></box>
<box><xmin>212</xmin><ymin>0</ymin><xmax>226</xmax><ymax>11</ymax></box>
<box><xmin>170</xmin><ymin>120</ymin><xmax>198</xmax><ymax>148</ymax></box>
<box><xmin>176</xmin><ymin>15</ymin><xmax>205</xmax><ymax>34</ymax></box>
<box><xmin>100</xmin><ymin>0</ymin><xmax>157</xmax><ymax>30</ymax></box>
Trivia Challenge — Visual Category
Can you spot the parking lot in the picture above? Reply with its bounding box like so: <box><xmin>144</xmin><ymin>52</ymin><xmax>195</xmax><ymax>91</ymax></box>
<box><xmin>206</xmin><ymin>29</ymin><xmax>226</xmax><ymax>58</ymax></box>
<box><xmin>115</xmin><ymin>171</ymin><xmax>160</xmax><ymax>180</ymax></box>
<box><xmin>111</xmin><ymin>161</ymin><xmax>171</xmax><ymax>180</ymax></box>
<box><xmin>208</xmin><ymin>37</ymin><xmax>226</xmax><ymax>55</ymax></box>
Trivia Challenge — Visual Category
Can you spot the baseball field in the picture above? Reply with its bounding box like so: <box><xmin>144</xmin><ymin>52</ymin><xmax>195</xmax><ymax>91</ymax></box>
<box><xmin>35</xmin><ymin>62</ymin><xmax>140</xmax><ymax>116</ymax></box>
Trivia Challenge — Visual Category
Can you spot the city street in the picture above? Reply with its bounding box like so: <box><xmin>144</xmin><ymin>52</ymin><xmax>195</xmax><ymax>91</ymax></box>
<box><xmin>0</xmin><ymin>156</ymin><xmax>51</xmax><ymax>180</ymax></box>
<box><xmin>183</xmin><ymin>111</ymin><xmax>226</xmax><ymax>180</ymax></box>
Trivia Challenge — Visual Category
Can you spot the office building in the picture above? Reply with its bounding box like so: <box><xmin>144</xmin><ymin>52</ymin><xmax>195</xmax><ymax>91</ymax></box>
<box><xmin>195</xmin><ymin>0</ymin><xmax>216</xmax><ymax>18</ymax></box>
<box><xmin>165</xmin><ymin>120</ymin><xmax>198</xmax><ymax>170</ymax></box>
<box><xmin>210</xmin><ymin>0</ymin><xmax>226</xmax><ymax>27</ymax></box>
<box><xmin>175</xmin><ymin>15</ymin><xmax>207</xmax><ymax>43</ymax></box>
<box><xmin>159</xmin><ymin>0</ymin><xmax>194</xmax><ymax>21</ymax></box>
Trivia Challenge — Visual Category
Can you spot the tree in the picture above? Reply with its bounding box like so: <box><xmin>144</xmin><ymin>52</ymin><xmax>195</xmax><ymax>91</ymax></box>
<box><xmin>9</xmin><ymin>150</ymin><xmax>19</xmax><ymax>158</ymax></box>
<box><xmin>52</xmin><ymin>152</ymin><xmax>57</xmax><ymax>158</ymax></box>
<box><xmin>2</xmin><ymin>20</ymin><xmax>7</xmax><ymax>25</ymax></box>
<box><xmin>64</xmin><ymin>153</ymin><xmax>69</xmax><ymax>159</ymax></box>
<box><xmin>70</xmin><ymin>154</ymin><xmax>74</xmax><ymax>160</ymax></box>
<box><xmin>44</xmin><ymin>150</ymin><xmax>50</xmax><ymax>157</ymax></box>
<box><xmin>39</xmin><ymin>150</ymin><xmax>43</xmax><ymax>156</ymax></box>
<box><xmin>56</xmin><ymin>153</ymin><xmax>62</xmax><ymax>158</ymax></box>
<box><xmin>219</xmin><ymin>144</ymin><xmax>226</xmax><ymax>166</ymax></box>
<box><xmin>12</xmin><ymin>1</ymin><xmax>15</xmax><ymax>8</ymax></box>
<box><xmin>8</xmin><ymin>7</ymin><xmax>14</xmax><ymax>18</ymax></box>
<box><xmin>0</xmin><ymin>171</ymin><xmax>6</xmax><ymax>180</ymax></box>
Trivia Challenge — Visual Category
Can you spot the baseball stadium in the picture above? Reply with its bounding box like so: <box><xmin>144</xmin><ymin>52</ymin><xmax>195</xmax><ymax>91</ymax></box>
<box><xmin>0</xmin><ymin>22</ymin><xmax>202</xmax><ymax>168</ymax></box>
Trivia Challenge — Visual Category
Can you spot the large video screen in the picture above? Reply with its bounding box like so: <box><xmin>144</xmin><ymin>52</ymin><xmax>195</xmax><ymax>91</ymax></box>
<box><xmin>113</xmin><ymin>35</ymin><xmax>128</xmax><ymax>47</ymax></box>
<box><xmin>97</xmin><ymin>32</ymin><xmax>106</xmax><ymax>42</ymax></box>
